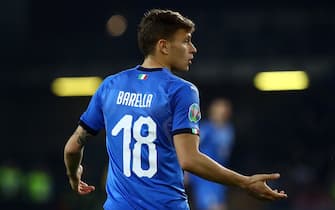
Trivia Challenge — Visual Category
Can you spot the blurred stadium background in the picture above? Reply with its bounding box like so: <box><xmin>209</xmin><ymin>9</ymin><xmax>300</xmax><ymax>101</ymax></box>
<box><xmin>1</xmin><ymin>0</ymin><xmax>335</xmax><ymax>209</ymax></box>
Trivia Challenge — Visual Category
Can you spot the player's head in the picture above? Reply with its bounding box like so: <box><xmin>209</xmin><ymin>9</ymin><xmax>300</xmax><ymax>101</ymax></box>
<box><xmin>208</xmin><ymin>98</ymin><xmax>232</xmax><ymax>125</ymax></box>
<box><xmin>138</xmin><ymin>9</ymin><xmax>197</xmax><ymax>71</ymax></box>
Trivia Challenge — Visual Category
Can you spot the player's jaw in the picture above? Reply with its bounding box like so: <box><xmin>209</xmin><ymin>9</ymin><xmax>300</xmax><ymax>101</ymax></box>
<box><xmin>171</xmin><ymin>57</ymin><xmax>192</xmax><ymax>72</ymax></box>
<box><xmin>170</xmin><ymin>51</ymin><xmax>195</xmax><ymax>71</ymax></box>
<box><xmin>183</xmin><ymin>54</ymin><xmax>195</xmax><ymax>71</ymax></box>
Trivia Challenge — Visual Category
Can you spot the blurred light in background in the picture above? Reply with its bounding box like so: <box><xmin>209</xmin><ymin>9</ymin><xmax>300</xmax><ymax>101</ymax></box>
<box><xmin>26</xmin><ymin>170</ymin><xmax>53</xmax><ymax>203</ymax></box>
<box><xmin>106</xmin><ymin>14</ymin><xmax>127</xmax><ymax>36</ymax></box>
<box><xmin>51</xmin><ymin>77</ymin><xmax>102</xmax><ymax>97</ymax></box>
<box><xmin>254</xmin><ymin>71</ymin><xmax>309</xmax><ymax>91</ymax></box>
<box><xmin>0</xmin><ymin>166</ymin><xmax>22</xmax><ymax>200</ymax></box>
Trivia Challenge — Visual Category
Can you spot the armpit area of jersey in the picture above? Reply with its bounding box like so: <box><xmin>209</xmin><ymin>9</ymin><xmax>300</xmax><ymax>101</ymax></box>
<box><xmin>78</xmin><ymin>120</ymin><xmax>99</xmax><ymax>136</ymax></box>
<box><xmin>172</xmin><ymin>128</ymin><xmax>200</xmax><ymax>136</ymax></box>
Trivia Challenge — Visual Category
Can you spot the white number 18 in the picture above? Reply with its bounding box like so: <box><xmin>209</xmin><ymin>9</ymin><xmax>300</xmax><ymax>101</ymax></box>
<box><xmin>111</xmin><ymin>114</ymin><xmax>157</xmax><ymax>178</ymax></box>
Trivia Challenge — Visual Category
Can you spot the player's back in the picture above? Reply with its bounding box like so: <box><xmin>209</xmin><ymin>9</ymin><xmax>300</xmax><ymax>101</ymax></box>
<box><xmin>88</xmin><ymin>65</ymin><xmax>198</xmax><ymax>210</ymax></box>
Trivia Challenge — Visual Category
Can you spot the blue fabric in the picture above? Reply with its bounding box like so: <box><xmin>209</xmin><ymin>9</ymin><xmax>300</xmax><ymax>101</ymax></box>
<box><xmin>80</xmin><ymin>65</ymin><xmax>200</xmax><ymax>210</ymax></box>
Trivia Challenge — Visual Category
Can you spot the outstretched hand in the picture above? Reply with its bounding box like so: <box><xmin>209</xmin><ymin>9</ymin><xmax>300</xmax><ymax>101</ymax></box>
<box><xmin>68</xmin><ymin>165</ymin><xmax>95</xmax><ymax>195</ymax></box>
<box><xmin>244</xmin><ymin>173</ymin><xmax>287</xmax><ymax>201</ymax></box>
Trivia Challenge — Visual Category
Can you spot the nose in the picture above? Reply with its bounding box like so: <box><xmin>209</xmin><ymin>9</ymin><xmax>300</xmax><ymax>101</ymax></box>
<box><xmin>190</xmin><ymin>42</ymin><xmax>197</xmax><ymax>54</ymax></box>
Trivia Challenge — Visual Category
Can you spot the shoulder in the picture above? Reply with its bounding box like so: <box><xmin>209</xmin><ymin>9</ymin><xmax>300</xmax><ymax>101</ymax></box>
<box><xmin>104</xmin><ymin>66</ymin><xmax>137</xmax><ymax>81</ymax></box>
<box><xmin>100</xmin><ymin>66</ymin><xmax>137</xmax><ymax>86</ymax></box>
<box><xmin>168</xmin><ymin>73</ymin><xmax>199</xmax><ymax>96</ymax></box>
<box><xmin>93</xmin><ymin>67</ymin><xmax>137</xmax><ymax>98</ymax></box>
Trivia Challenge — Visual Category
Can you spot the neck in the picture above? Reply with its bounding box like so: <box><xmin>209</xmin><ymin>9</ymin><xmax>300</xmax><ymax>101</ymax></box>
<box><xmin>141</xmin><ymin>55</ymin><xmax>171</xmax><ymax>70</ymax></box>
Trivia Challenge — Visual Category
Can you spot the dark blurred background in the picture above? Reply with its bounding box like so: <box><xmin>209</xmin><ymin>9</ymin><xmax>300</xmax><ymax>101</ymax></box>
<box><xmin>1</xmin><ymin>0</ymin><xmax>335</xmax><ymax>210</ymax></box>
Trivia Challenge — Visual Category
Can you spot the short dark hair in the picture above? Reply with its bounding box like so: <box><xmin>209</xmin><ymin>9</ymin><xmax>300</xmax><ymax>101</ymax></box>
<box><xmin>137</xmin><ymin>9</ymin><xmax>195</xmax><ymax>57</ymax></box>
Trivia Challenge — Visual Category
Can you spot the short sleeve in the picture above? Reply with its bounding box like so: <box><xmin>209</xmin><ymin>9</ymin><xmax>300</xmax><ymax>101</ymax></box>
<box><xmin>172</xmin><ymin>83</ymin><xmax>201</xmax><ymax>136</ymax></box>
<box><xmin>79</xmin><ymin>82</ymin><xmax>105</xmax><ymax>135</ymax></box>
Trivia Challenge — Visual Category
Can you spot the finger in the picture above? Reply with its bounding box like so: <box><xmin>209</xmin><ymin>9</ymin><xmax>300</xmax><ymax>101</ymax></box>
<box><xmin>79</xmin><ymin>187</ymin><xmax>94</xmax><ymax>193</ymax></box>
<box><xmin>80</xmin><ymin>185</ymin><xmax>95</xmax><ymax>191</ymax></box>
<box><xmin>79</xmin><ymin>180</ymin><xmax>95</xmax><ymax>189</ymax></box>
<box><xmin>79</xmin><ymin>183</ymin><xmax>95</xmax><ymax>191</ymax></box>
<box><xmin>261</xmin><ymin>173</ymin><xmax>280</xmax><ymax>181</ymax></box>
<box><xmin>266</xmin><ymin>190</ymin><xmax>288</xmax><ymax>200</ymax></box>
<box><xmin>80</xmin><ymin>182</ymin><xmax>96</xmax><ymax>191</ymax></box>
<box><xmin>78</xmin><ymin>189</ymin><xmax>93</xmax><ymax>195</ymax></box>
<box><xmin>78</xmin><ymin>185</ymin><xmax>95</xmax><ymax>195</ymax></box>
<box><xmin>273</xmin><ymin>189</ymin><xmax>287</xmax><ymax>195</ymax></box>
<box><xmin>260</xmin><ymin>184</ymin><xmax>287</xmax><ymax>199</ymax></box>
<box><xmin>273</xmin><ymin>190</ymin><xmax>287</xmax><ymax>197</ymax></box>
<box><xmin>80</xmin><ymin>181</ymin><xmax>88</xmax><ymax>186</ymax></box>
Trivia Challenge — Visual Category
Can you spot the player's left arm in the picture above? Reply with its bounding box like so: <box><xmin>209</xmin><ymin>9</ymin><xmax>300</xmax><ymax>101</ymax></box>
<box><xmin>174</xmin><ymin>133</ymin><xmax>287</xmax><ymax>201</ymax></box>
<box><xmin>64</xmin><ymin>125</ymin><xmax>95</xmax><ymax>195</ymax></box>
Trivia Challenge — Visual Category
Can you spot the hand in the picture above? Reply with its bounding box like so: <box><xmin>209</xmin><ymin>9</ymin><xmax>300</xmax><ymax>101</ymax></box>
<box><xmin>68</xmin><ymin>165</ymin><xmax>95</xmax><ymax>195</ymax></box>
<box><xmin>244</xmin><ymin>173</ymin><xmax>287</xmax><ymax>201</ymax></box>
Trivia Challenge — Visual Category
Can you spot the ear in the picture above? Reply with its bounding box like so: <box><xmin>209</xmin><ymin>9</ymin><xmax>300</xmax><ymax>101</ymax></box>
<box><xmin>157</xmin><ymin>39</ymin><xmax>169</xmax><ymax>55</ymax></box>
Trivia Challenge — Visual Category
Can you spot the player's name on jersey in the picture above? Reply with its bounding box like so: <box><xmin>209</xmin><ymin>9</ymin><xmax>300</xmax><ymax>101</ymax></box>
<box><xmin>116</xmin><ymin>91</ymin><xmax>153</xmax><ymax>108</ymax></box>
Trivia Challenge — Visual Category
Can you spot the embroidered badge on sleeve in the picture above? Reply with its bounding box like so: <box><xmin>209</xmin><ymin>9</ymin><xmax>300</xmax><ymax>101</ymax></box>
<box><xmin>188</xmin><ymin>103</ymin><xmax>201</xmax><ymax>123</ymax></box>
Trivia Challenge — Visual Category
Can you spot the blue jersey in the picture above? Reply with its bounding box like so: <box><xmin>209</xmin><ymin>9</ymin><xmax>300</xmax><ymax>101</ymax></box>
<box><xmin>79</xmin><ymin>65</ymin><xmax>201</xmax><ymax>210</ymax></box>
<box><xmin>199</xmin><ymin>121</ymin><xmax>234</xmax><ymax>166</ymax></box>
<box><xmin>188</xmin><ymin>120</ymin><xmax>234</xmax><ymax>209</ymax></box>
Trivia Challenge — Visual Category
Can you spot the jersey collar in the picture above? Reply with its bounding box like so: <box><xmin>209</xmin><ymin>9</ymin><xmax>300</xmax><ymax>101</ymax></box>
<box><xmin>136</xmin><ymin>65</ymin><xmax>166</xmax><ymax>72</ymax></box>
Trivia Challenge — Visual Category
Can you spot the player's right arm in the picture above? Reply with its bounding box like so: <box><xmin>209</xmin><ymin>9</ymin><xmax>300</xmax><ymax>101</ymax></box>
<box><xmin>64</xmin><ymin>79</ymin><xmax>105</xmax><ymax>195</ymax></box>
<box><xmin>64</xmin><ymin>125</ymin><xmax>95</xmax><ymax>195</ymax></box>
<box><xmin>173</xmin><ymin>133</ymin><xmax>287</xmax><ymax>201</ymax></box>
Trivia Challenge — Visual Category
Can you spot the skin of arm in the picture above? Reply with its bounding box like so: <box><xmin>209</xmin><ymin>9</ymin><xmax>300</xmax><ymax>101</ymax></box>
<box><xmin>64</xmin><ymin>125</ymin><xmax>95</xmax><ymax>195</ymax></box>
<box><xmin>174</xmin><ymin>133</ymin><xmax>288</xmax><ymax>201</ymax></box>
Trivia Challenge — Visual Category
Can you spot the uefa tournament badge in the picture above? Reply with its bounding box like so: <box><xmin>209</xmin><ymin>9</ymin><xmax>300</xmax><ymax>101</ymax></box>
<box><xmin>188</xmin><ymin>103</ymin><xmax>201</xmax><ymax>123</ymax></box>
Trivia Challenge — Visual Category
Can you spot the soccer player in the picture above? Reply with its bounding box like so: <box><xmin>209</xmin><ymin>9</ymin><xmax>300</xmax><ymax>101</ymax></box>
<box><xmin>188</xmin><ymin>98</ymin><xmax>235</xmax><ymax>210</ymax></box>
<box><xmin>64</xmin><ymin>9</ymin><xmax>287</xmax><ymax>210</ymax></box>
